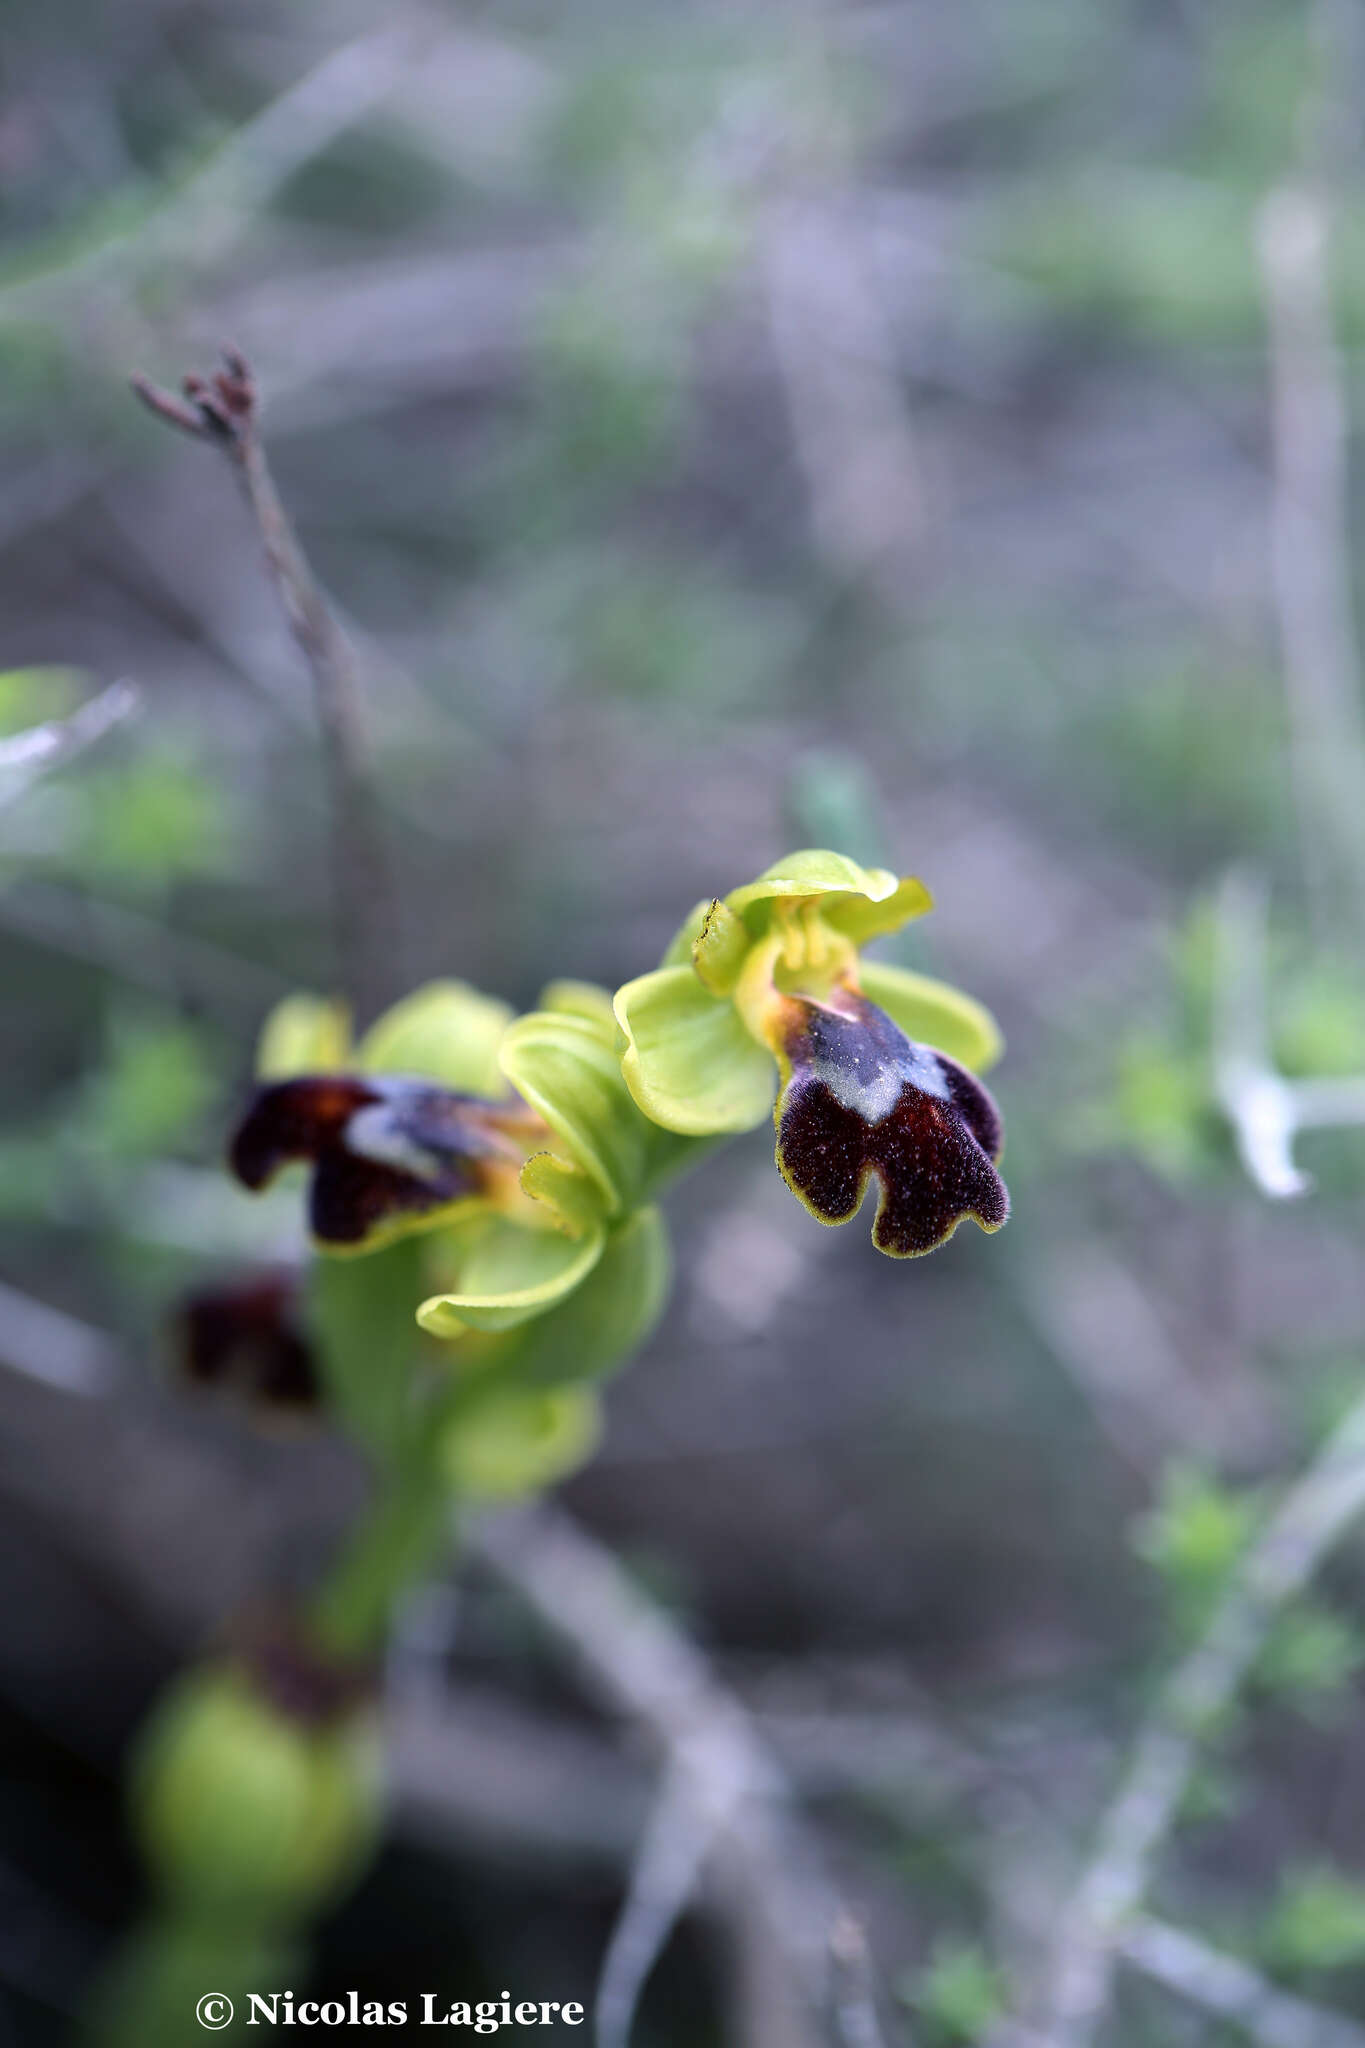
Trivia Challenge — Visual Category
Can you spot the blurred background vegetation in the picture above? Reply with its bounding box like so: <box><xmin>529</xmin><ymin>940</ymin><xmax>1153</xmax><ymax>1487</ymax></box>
<box><xmin>5</xmin><ymin>1</ymin><xmax>1365</xmax><ymax>2043</ymax></box>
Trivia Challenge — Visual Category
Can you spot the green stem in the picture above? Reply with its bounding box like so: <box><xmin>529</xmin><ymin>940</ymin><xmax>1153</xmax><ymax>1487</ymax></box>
<box><xmin>310</xmin><ymin>1455</ymin><xmax>451</xmax><ymax>1659</ymax></box>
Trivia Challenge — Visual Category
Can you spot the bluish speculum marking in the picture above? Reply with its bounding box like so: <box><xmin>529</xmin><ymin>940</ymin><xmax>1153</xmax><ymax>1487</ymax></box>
<box><xmin>790</xmin><ymin>990</ymin><xmax>950</xmax><ymax>1124</ymax></box>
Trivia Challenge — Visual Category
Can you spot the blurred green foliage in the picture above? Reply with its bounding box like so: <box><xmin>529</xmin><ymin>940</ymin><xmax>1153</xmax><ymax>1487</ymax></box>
<box><xmin>1131</xmin><ymin>1461</ymin><xmax>1259</xmax><ymax>1636</ymax></box>
<box><xmin>1263</xmin><ymin>1865</ymin><xmax>1365</xmax><ymax>1976</ymax></box>
<box><xmin>77</xmin><ymin>1009</ymin><xmax>217</xmax><ymax>1157</ymax></box>
<box><xmin>1254</xmin><ymin>1604</ymin><xmax>1365</xmax><ymax>1724</ymax></box>
<box><xmin>904</xmin><ymin>1938</ymin><xmax>1003</xmax><ymax>2046</ymax></box>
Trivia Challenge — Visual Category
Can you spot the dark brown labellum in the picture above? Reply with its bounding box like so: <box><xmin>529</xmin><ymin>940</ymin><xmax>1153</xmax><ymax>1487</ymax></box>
<box><xmin>178</xmin><ymin>1270</ymin><xmax>320</xmax><ymax>1412</ymax></box>
<box><xmin>775</xmin><ymin>988</ymin><xmax>1009</xmax><ymax>1256</ymax></box>
<box><xmin>229</xmin><ymin>1074</ymin><xmax>535</xmax><ymax>1246</ymax></box>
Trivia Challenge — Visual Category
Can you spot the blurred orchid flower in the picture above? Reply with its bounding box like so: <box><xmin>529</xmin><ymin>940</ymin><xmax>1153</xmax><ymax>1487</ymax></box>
<box><xmin>227</xmin><ymin>979</ymin><xmax>677</xmax><ymax>1405</ymax></box>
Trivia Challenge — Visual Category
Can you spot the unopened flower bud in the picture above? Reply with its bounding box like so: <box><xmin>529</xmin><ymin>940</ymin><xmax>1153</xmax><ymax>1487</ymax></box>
<box><xmin>132</xmin><ymin>1639</ymin><xmax>380</xmax><ymax>1925</ymax></box>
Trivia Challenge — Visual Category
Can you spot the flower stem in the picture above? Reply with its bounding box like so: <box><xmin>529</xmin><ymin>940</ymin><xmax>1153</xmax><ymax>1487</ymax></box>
<box><xmin>310</xmin><ymin>1455</ymin><xmax>451</xmax><ymax>1660</ymax></box>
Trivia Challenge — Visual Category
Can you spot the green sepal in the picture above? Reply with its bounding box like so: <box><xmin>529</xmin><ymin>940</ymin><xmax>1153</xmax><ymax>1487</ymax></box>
<box><xmin>859</xmin><ymin>961</ymin><xmax>1003</xmax><ymax>1072</ymax></box>
<box><xmin>306</xmin><ymin>1234</ymin><xmax>429</xmax><ymax>1456</ymax></box>
<box><xmin>256</xmin><ymin>994</ymin><xmax>352</xmax><ymax>1080</ymax></box>
<box><xmin>825</xmin><ymin>876</ymin><xmax>933</xmax><ymax>944</ymax></box>
<box><xmin>442</xmin><ymin>1386</ymin><xmax>601</xmax><ymax>1500</ymax></box>
<box><xmin>537</xmin><ymin>979</ymin><xmax>617</xmax><ymax>1042</ymax></box>
<box><xmin>483</xmin><ymin>1204</ymin><xmax>671</xmax><ymax>1391</ymax></box>
<box><xmin>725</xmin><ymin>849</ymin><xmax>902</xmax><ymax>925</ymax></box>
<box><xmin>356</xmin><ymin>979</ymin><xmax>513</xmax><ymax>1095</ymax></box>
<box><xmin>661</xmin><ymin>900</ymin><xmax>711</xmax><ymax>967</ymax></box>
<box><xmin>615</xmin><ymin>966</ymin><xmax>774</xmax><ymax>1134</ymax></box>
<box><xmin>500</xmin><ymin>1009</ymin><xmax>648</xmax><ymax>1213</ymax></box>
<box><xmin>415</xmin><ymin>1214</ymin><xmax>605</xmax><ymax>1338</ymax></box>
<box><xmin>691</xmin><ymin>898</ymin><xmax>750</xmax><ymax>995</ymax></box>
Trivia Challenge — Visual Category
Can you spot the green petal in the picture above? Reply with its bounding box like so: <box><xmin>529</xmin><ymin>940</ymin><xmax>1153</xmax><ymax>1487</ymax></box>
<box><xmin>256</xmin><ymin>995</ymin><xmax>352</xmax><ymax>1080</ymax></box>
<box><xmin>519</xmin><ymin>1150</ymin><xmax>606</xmax><ymax>1236</ymax></box>
<box><xmin>859</xmin><ymin>961</ymin><xmax>1003</xmax><ymax>1072</ymax></box>
<box><xmin>824</xmin><ymin>876</ymin><xmax>934</xmax><ymax>944</ymax></box>
<box><xmin>691</xmin><ymin>898</ymin><xmax>750</xmax><ymax>995</ymax></box>
<box><xmin>415</xmin><ymin>1215</ymin><xmax>605</xmax><ymax>1337</ymax></box>
<box><xmin>615</xmin><ymin>966</ymin><xmax>774</xmax><ymax>1134</ymax></box>
<box><xmin>500</xmin><ymin>1010</ymin><xmax>646</xmax><ymax>1212</ymax></box>
<box><xmin>725</xmin><ymin>849</ymin><xmax>901</xmax><ymax>923</ymax></box>
<box><xmin>661</xmin><ymin>899</ymin><xmax>711</xmax><ymax>967</ymax></box>
<box><xmin>537</xmin><ymin>979</ymin><xmax>617</xmax><ymax>1042</ymax></box>
<box><xmin>492</xmin><ymin>1205</ymin><xmax>671</xmax><ymax>1390</ymax></box>
<box><xmin>443</xmin><ymin>1386</ymin><xmax>601</xmax><ymax>1500</ymax></box>
<box><xmin>357</xmin><ymin>980</ymin><xmax>513</xmax><ymax>1095</ymax></box>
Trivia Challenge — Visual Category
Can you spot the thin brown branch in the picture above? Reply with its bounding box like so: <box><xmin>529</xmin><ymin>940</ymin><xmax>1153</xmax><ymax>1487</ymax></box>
<box><xmin>132</xmin><ymin>351</ymin><xmax>395</xmax><ymax>1022</ymax></box>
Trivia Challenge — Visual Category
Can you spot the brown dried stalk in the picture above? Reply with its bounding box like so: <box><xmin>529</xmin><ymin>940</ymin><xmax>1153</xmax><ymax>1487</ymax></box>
<box><xmin>132</xmin><ymin>350</ymin><xmax>395</xmax><ymax>1023</ymax></box>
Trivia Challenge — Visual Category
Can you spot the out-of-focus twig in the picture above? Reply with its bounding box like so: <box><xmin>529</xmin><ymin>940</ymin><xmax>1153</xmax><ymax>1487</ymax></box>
<box><xmin>0</xmin><ymin>679</ymin><xmax>137</xmax><ymax>805</ymax></box>
<box><xmin>0</xmin><ymin>874</ymin><xmax>285</xmax><ymax>1012</ymax></box>
<box><xmin>594</xmin><ymin>1761</ymin><xmax>715</xmax><ymax>2048</ymax></box>
<box><xmin>0</xmin><ymin>27</ymin><xmax>422</xmax><ymax>324</ymax></box>
<box><xmin>131</xmin><ymin>351</ymin><xmax>395</xmax><ymax>1022</ymax></box>
<box><xmin>763</xmin><ymin>194</ymin><xmax>926</xmax><ymax>605</ymax></box>
<box><xmin>475</xmin><ymin>1503</ymin><xmax>893</xmax><ymax>2048</ymax></box>
<box><xmin>1120</xmin><ymin>1915</ymin><xmax>1365</xmax><ymax>2048</ymax></box>
<box><xmin>1022</xmin><ymin>1227</ymin><xmax>1281</xmax><ymax>1473</ymax></box>
<box><xmin>0</xmin><ymin>1277</ymin><xmax>118</xmax><ymax>1398</ymax></box>
<box><xmin>1213</xmin><ymin>867</ymin><xmax>1365</xmax><ymax>1200</ymax></box>
<box><xmin>1031</xmin><ymin>1386</ymin><xmax>1365</xmax><ymax>2048</ymax></box>
<box><xmin>1257</xmin><ymin>181</ymin><xmax>1365</xmax><ymax>934</ymax></box>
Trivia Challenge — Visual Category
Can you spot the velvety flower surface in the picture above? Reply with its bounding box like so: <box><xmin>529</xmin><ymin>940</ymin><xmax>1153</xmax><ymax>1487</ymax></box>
<box><xmin>230</xmin><ymin>1073</ymin><xmax>539</xmax><ymax>1248</ymax></box>
<box><xmin>773</xmin><ymin>986</ymin><xmax>1007</xmax><ymax>1255</ymax></box>
<box><xmin>615</xmin><ymin>849</ymin><xmax>1009</xmax><ymax>1257</ymax></box>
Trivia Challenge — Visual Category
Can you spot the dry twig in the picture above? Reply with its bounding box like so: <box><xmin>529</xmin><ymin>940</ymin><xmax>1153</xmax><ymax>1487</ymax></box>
<box><xmin>0</xmin><ymin>679</ymin><xmax>137</xmax><ymax>802</ymax></box>
<box><xmin>1032</xmin><ymin>1387</ymin><xmax>1365</xmax><ymax>2048</ymax></box>
<box><xmin>0</xmin><ymin>28</ymin><xmax>421</xmax><ymax>325</ymax></box>
<box><xmin>0</xmin><ymin>1278</ymin><xmax>118</xmax><ymax>1399</ymax></box>
<box><xmin>1120</xmin><ymin>1915</ymin><xmax>1365</xmax><ymax>2048</ymax></box>
<box><xmin>1257</xmin><ymin>183</ymin><xmax>1365</xmax><ymax>935</ymax></box>
<box><xmin>475</xmin><ymin>1503</ymin><xmax>893</xmax><ymax>2048</ymax></box>
<box><xmin>594</xmin><ymin>1761</ymin><xmax>715</xmax><ymax>2048</ymax></box>
<box><xmin>1213</xmin><ymin>867</ymin><xmax>1365</xmax><ymax>1200</ymax></box>
<box><xmin>131</xmin><ymin>351</ymin><xmax>395</xmax><ymax>1021</ymax></box>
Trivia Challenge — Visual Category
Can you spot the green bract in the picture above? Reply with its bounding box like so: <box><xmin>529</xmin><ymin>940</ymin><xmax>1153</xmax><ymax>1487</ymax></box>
<box><xmin>441</xmin><ymin>1385</ymin><xmax>602</xmax><ymax>1500</ymax></box>
<box><xmin>420</xmin><ymin>1202</ymin><xmax>669</xmax><ymax>1383</ymax></box>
